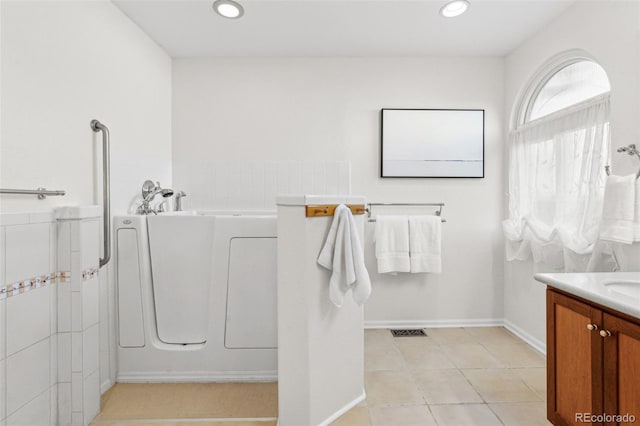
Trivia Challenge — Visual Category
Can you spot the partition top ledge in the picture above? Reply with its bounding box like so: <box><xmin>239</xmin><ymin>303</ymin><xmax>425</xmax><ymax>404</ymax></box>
<box><xmin>0</xmin><ymin>211</ymin><xmax>54</xmax><ymax>226</ymax></box>
<box><xmin>276</xmin><ymin>194</ymin><xmax>365</xmax><ymax>206</ymax></box>
<box><xmin>55</xmin><ymin>205</ymin><xmax>102</xmax><ymax>220</ymax></box>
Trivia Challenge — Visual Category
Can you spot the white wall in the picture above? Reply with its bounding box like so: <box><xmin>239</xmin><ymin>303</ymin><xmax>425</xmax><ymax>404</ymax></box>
<box><xmin>1</xmin><ymin>0</ymin><xmax>173</xmax><ymax>399</ymax></box>
<box><xmin>503</xmin><ymin>2</ymin><xmax>640</xmax><ymax>349</ymax></box>
<box><xmin>1</xmin><ymin>0</ymin><xmax>172</xmax><ymax>215</ymax></box>
<box><xmin>173</xmin><ymin>57</ymin><xmax>506</xmax><ymax>325</ymax></box>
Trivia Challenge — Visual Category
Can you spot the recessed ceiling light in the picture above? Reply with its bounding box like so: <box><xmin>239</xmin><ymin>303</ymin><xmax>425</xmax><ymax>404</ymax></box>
<box><xmin>440</xmin><ymin>0</ymin><xmax>470</xmax><ymax>18</ymax></box>
<box><xmin>213</xmin><ymin>0</ymin><xmax>244</xmax><ymax>19</ymax></box>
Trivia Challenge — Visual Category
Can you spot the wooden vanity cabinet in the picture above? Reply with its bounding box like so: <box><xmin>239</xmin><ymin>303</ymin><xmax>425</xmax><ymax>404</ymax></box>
<box><xmin>547</xmin><ymin>289</ymin><xmax>640</xmax><ymax>426</ymax></box>
<box><xmin>602</xmin><ymin>313</ymin><xmax>640</xmax><ymax>425</ymax></box>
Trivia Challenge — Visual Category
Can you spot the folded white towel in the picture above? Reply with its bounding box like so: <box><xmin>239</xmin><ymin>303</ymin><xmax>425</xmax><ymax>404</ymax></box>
<box><xmin>409</xmin><ymin>215</ymin><xmax>442</xmax><ymax>273</ymax></box>
<box><xmin>317</xmin><ymin>204</ymin><xmax>371</xmax><ymax>307</ymax></box>
<box><xmin>600</xmin><ymin>174</ymin><xmax>637</xmax><ymax>244</ymax></box>
<box><xmin>374</xmin><ymin>215</ymin><xmax>410</xmax><ymax>274</ymax></box>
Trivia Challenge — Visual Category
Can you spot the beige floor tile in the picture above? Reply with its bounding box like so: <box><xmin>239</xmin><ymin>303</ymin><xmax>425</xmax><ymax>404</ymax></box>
<box><xmin>397</xmin><ymin>343</ymin><xmax>456</xmax><ymax>370</ymax></box>
<box><xmin>95</xmin><ymin>383</ymin><xmax>278</xmax><ymax>420</ymax></box>
<box><xmin>91</xmin><ymin>327</ymin><xmax>551</xmax><ymax>426</ymax></box>
<box><xmin>393</xmin><ymin>336</ymin><xmax>439</xmax><ymax>351</ymax></box>
<box><xmin>484</xmin><ymin>343</ymin><xmax>545</xmax><ymax>368</ymax></box>
<box><xmin>462</xmin><ymin>369</ymin><xmax>543</xmax><ymax>403</ymax></box>
<box><xmin>369</xmin><ymin>405</ymin><xmax>437</xmax><ymax>426</ymax></box>
<box><xmin>365</xmin><ymin>330</ymin><xmax>396</xmax><ymax>348</ymax></box>
<box><xmin>330</xmin><ymin>406</ymin><xmax>371</xmax><ymax>426</ymax></box>
<box><xmin>513</xmin><ymin>367</ymin><xmax>547</xmax><ymax>397</ymax></box>
<box><xmin>364</xmin><ymin>370</ymin><xmax>424</xmax><ymax>407</ymax></box>
<box><xmin>91</xmin><ymin>423</ymin><xmax>180</xmax><ymax>426</ymax></box>
<box><xmin>92</xmin><ymin>423</ymin><xmax>277</xmax><ymax>426</ymax></box>
<box><xmin>198</xmin><ymin>423</ymin><xmax>277</xmax><ymax>426</ymax></box>
<box><xmin>440</xmin><ymin>344</ymin><xmax>504</xmax><ymax>369</ymax></box>
<box><xmin>365</xmin><ymin>343</ymin><xmax>406</xmax><ymax>372</ymax></box>
<box><xmin>489</xmin><ymin>402</ymin><xmax>551</xmax><ymax>426</ymax></box>
<box><xmin>424</xmin><ymin>328</ymin><xmax>477</xmax><ymax>344</ymax></box>
<box><xmin>413</xmin><ymin>369</ymin><xmax>483</xmax><ymax>404</ymax></box>
<box><xmin>465</xmin><ymin>327</ymin><xmax>523</xmax><ymax>346</ymax></box>
<box><xmin>430</xmin><ymin>404</ymin><xmax>502</xmax><ymax>426</ymax></box>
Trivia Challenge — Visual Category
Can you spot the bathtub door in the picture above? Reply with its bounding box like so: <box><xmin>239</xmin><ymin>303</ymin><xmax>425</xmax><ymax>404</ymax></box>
<box><xmin>147</xmin><ymin>214</ymin><xmax>215</xmax><ymax>344</ymax></box>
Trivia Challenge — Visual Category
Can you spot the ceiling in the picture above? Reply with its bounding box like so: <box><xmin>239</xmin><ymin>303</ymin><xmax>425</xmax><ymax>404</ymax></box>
<box><xmin>113</xmin><ymin>0</ymin><xmax>576</xmax><ymax>58</ymax></box>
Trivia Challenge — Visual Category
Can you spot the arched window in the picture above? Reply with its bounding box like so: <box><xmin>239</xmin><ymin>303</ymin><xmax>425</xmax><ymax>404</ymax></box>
<box><xmin>527</xmin><ymin>60</ymin><xmax>610</xmax><ymax>121</ymax></box>
<box><xmin>504</xmin><ymin>51</ymin><xmax>611</xmax><ymax>272</ymax></box>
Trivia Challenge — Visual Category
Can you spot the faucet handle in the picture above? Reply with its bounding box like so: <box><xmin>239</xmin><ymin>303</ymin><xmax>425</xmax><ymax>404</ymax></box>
<box><xmin>175</xmin><ymin>191</ymin><xmax>187</xmax><ymax>212</ymax></box>
<box><xmin>142</xmin><ymin>180</ymin><xmax>156</xmax><ymax>200</ymax></box>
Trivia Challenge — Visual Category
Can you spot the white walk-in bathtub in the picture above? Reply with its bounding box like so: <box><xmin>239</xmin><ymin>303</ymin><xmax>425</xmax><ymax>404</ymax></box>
<box><xmin>114</xmin><ymin>211</ymin><xmax>277</xmax><ymax>382</ymax></box>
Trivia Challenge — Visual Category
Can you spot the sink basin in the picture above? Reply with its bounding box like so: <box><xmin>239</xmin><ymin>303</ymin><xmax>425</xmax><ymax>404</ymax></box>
<box><xmin>603</xmin><ymin>280</ymin><xmax>640</xmax><ymax>298</ymax></box>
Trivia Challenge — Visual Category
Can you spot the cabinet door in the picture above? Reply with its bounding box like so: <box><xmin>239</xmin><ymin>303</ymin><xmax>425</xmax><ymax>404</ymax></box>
<box><xmin>603</xmin><ymin>313</ymin><xmax>640</xmax><ymax>424</ymax></box>
<box><xmin>548</xmin><ymin>290</ymin><xmax>604</xmax><ymax>426</ymax></box>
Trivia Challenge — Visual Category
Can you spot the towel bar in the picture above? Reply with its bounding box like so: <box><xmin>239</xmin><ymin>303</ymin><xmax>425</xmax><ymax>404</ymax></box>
<box><xmin>605</xmin><ymin>144</ymin><xmax>640</xmax><ymax>179</ymax></box>
<box><xmin>366</xmin><ymin>202</ymin><xmax>446</xmax><ymax>223</ymax></box>
<box><xmin>0</xmin><ymin>188</ymin><xmax>66</xmax><ymax>199</ymax></box>
<box><xmin>305</xmin><ymin>204</ymin><xmax>366</xmax><ymax>218</ymax></box>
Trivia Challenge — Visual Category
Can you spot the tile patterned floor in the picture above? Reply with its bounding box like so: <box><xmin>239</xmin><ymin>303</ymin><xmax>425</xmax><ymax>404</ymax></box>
<box><xmin>342</xmin><ymin>327</ymin><xmax>551</xmax><ymax>426</ymax></box>
<box><xmin>91</xmin><ymin>327</ymin><xmax>550</xmax><ymax>426</ymax></box>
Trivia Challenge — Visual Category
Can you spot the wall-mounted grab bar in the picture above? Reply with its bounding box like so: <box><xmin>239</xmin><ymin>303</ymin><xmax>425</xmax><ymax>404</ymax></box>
<box><xmin>0</xmin><ymin>187</ymin><xmax>66</xmax><ymax>199</ymax></box>
<box><xmin>91</xmin><ymin>119</ymin><xmax>111</xmax><ymax>268</ymax></box>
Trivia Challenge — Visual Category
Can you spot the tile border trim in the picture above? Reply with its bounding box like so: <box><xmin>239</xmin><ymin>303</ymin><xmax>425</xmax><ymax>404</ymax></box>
<box><xmin>0</xmin><ymin>267</ymin><xmax>98</xmax><ymax>300</ymax></box>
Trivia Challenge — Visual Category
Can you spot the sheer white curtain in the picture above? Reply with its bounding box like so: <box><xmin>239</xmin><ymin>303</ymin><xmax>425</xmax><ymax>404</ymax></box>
<box><xmin>503</xmin><ymin>96</ymin><xmax>611</xmax><ymax>272</ymax></box>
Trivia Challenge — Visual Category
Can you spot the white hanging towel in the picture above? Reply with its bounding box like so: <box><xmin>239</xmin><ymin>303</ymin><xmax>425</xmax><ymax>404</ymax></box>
<box><xmin>409</xmin><ymin>215</ymin><xmax>442</xmax><ymax>273</ymax></box>
<box><xmin>600</xmin><ymin>174</ymin><xmax>637</xmax><ymax>244</ymax></box>
<box><xmin>317</xmin><ymin>204</ymin><xmax>371</xmax><ymax>308</ymax></box>
<box><xmin>374</xmin><ymin>215</ymin><xmax>410</xmax><ymax>274</ymax></box>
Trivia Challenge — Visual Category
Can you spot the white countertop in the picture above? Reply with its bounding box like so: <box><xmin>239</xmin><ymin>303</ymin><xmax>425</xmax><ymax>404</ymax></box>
<box><xmin>534</xmin><ymin>272</ymin><xmax>640</xmax><ymax>319</ymax></box>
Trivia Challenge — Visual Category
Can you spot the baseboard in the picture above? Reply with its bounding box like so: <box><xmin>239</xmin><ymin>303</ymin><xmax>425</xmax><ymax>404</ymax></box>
<box><xmin>366</xmin><ymin>318</ymin><xmax>547</xmax><ymax>355</ymax></box>
<box><xmin>317</xmin><ymin>389</ymin><xmax>366</xmax><ymax>426</ymax></box>
<box><xmin>100</xmin><ymin>379</ymin><xmax>113</xmax><ymax>395</ymax></box>
<box><xmin>503</xmin><ymin>319</ymin><xmax>546</xmax><ymax>355</ymax></box>
<box><xmin>117</xmin><ymin>370</ymin><xmax>278</xmax><ymax>383</ymax></box>
<box><xmin>364</xmin><ymin>318</ymin><xmax>503</xmax><ymax>329</ymax></box>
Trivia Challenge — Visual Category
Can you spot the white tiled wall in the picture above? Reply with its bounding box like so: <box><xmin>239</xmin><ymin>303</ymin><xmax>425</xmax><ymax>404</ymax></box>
<box><xmin>7</xmin><ymin>287</ymin><xmax>51</xmax><ymax>356</ymax></box>
<box><xmin>0</xmin><ymin>208</ymin><xmax>101</xmax><ymax>426</ymax></box>
<box><xmin>173</xmin><ymin>160</ymin><xmax>351</xmax><ymax>211</ymax></box>
<box><xmin>5</xmin><ymin>387</ymin><xmax>51</xmax><ymax>426</ymax></box>
<box><xmin>0</xmin><ymin>274</ymin><xmax>5</xmax><ymax>423</ymax></box>
<box><xmin>6</xmin><ymin>338</ymin><xmax>50</xmax><ymax>414</ymax></box>
<box><xmin>0</xmin><ymin>214</ymin><xmax>56</xmax><ymax>426</ymax></box>
<box><xmin>57</xmin><ymin>215</ymin><xmax>101</xmax><ymax>426</ymax></box>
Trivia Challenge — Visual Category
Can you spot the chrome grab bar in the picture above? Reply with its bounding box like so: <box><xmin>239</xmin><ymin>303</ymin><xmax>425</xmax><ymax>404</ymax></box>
<box><xmin>0</xmin><ymin>188</ymin><xmax>65</xmax><ymax>199</ymax></box>
<box><xmin>91</xmin><ymin>119</ymin><xmax>111</xmax><ymax>268</ymax></box>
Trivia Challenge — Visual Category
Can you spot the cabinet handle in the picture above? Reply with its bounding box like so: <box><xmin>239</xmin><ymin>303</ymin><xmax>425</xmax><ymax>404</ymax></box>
<box><xmin>599</xmin><ymin>330</ymin><xmax>612</xmax><ymax>337</ymax></box>
<box><xmin>587</xmin><ymin>324</ymin><xmax>599</xmax><ymax>331</ymax></box>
